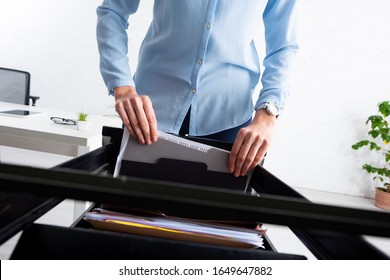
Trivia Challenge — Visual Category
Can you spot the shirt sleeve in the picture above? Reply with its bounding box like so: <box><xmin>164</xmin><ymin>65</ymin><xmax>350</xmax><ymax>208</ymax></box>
<box><xmin>96</xmin><ymin>0</ymin><xmax>141</xmax><ymax>95</ymax></box>
<box><xmin>255</xmin><ymin>0</ymin><xmax>299</xmax><ymax>112</ymax></box>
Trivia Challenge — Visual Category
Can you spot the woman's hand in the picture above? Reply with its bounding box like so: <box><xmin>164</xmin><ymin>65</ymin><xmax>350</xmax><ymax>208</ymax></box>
<box><xmin>228</xmin><ymin>109</ymin><xmax>276</xmax><ymax>177</ymax></box>
<box><xmin>114</xmin><ymin>86</ymin><xmax>159</xmax><ymax>144</ymax></box>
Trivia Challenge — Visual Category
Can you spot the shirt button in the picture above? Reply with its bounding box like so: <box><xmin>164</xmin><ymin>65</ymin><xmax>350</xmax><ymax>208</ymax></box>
<box><xmin>197</xmin><ymin>59</ymin><xmax>203</xmax><ymax>65</ymax></box>
<box><xmin>205</xmin><ymin>23</ymin><xmax>211</xmax><ymax>30</ymax></box>
<box><xmin>191</xmin><ymin>88</ymin><xmax>196</xmax><ymax>94</ymax></box>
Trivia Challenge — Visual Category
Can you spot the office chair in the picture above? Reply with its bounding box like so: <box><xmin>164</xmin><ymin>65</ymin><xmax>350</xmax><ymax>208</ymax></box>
<box><xmin>0</xmin><ymin>67</ymin><xmax>40</xmax><ymax>106</ymax></box>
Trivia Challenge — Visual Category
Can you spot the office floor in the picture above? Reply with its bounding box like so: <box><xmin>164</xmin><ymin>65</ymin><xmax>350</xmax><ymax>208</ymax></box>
<box><xmin>1</xmin><ymin>146</ymin><xmax>389</xmax><ymax>260</ymax></box>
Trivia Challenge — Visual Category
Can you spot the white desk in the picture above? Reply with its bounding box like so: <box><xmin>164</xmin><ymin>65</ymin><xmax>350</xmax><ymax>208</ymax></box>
<box><xmin>0</xmin><ymin>102</ymin><xmax>122</xmax><ymax>157</ymax></box>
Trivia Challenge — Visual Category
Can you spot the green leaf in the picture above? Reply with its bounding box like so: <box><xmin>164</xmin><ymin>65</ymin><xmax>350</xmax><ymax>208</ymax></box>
<box><xmin>378</xmin><ymin>101</ymin><xmax>390</xmax><ymax>117</ymax></box>
<box><xmin>369</xmin><ymin>142</ymin><xmax>381</xmax><ymax>150</ymax></box>
<box><xmin>380</xmin><ymin>127</ymin><xmax>390</xmax><ymax>134</ymax></box>
<box><xmin>377</xmin><ymin>169</ymin><xmax>386</xmax><ymax>175</ymax></box>
<box><xmin>368</xmin><ymin>130</ymin><xmax>380</xmax><ymax>138</ymax></box>
<box><xmin>363</xmin><ymin>164</ymin><xmax>376</xmax><ymax>173</ymax></box>
<box><xmin>366</xmin><ymin>115</ymin><xmax>384</xmax><ymax>129</ymax></box>
<box><xmin>352</xmin><ymin>140</ymin><xmax>369</xmax><ymax>150</ymax></box>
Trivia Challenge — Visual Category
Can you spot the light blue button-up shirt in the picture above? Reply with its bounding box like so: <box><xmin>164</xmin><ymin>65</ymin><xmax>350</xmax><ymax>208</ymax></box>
<box><xmin>97</xmin><ymin>0</ymin><xmax>298</xmax><ymax>136</ymax></box>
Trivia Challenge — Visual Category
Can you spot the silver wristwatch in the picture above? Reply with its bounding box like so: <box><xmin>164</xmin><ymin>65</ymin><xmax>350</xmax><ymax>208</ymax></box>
<box><xmin>257</xmin><ymin>102</ymin><xmax>280</xmax><ymax>117</ymax></box>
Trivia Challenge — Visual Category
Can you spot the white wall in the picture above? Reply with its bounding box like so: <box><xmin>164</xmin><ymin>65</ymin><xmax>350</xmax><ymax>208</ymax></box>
<box><xmin>0</xmin><ymin>0</ymin><xmax>153</xmax><ymax>115</ymax></box>
<box><xmin>265</xmin><ymin>0</ymin><xmax>390</xmax><ymax>198</ymax></box>
<box><xmin>1</xmin><ymin>0</ymin><xmax>389</xmax><ymax>198</ymax></box>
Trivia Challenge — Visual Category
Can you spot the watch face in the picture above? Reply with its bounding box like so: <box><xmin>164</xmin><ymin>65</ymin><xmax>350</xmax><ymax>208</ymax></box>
<box><xmin>267</xmin><ymin>103</ymin><xmax>279</xmax><ymax>115</ymax></box>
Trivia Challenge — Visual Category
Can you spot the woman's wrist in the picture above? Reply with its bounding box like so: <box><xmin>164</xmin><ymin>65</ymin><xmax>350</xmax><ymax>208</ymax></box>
<box><xmin>114</xmin><ymin>86</ymin><xmax>137</xmax><ymax>101</ymax></box>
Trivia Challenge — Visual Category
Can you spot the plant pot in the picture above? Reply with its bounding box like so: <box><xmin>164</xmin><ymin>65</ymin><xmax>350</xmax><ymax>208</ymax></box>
<box><xmin>374</xmin><ymin>188</ymin><xmax>390</xmax><ymax>210</ymax></box>
<box><xmin>77</xmin><ymin>120</ymin><xmax>88</xmax><ymax>131</ymax></box>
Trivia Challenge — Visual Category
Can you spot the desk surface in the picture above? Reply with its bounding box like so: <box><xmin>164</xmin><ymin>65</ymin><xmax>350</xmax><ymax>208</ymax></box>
<box><xmin>0</xmin><ymin>102</ymin><xmax>122</xmax><ymax>156</ymax></box>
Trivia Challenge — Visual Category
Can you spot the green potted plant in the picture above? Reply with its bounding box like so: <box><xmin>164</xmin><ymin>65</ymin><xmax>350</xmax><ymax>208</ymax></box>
<box><xmin>352</xmin><ymin>101</ymin><xmax>390</xmax><ymax>210</ymax></box>
<box><xmin>77</xmin><ymin>111</ymin><xmax>89</xmax><ymax>131</ymax></box>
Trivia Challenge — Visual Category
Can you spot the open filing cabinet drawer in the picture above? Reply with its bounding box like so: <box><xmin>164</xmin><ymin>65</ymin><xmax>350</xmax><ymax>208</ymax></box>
<box><xmin>1</xmin><ymin>127</ymin><xmax>390</xmax><ymax>259</ymax></box>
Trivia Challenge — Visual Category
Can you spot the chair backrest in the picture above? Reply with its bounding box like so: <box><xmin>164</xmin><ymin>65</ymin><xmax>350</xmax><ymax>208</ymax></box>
<box><xmin>0</xmin><ymin>67</ymin><xmax>31</xmax><ymax>105</ymax></box>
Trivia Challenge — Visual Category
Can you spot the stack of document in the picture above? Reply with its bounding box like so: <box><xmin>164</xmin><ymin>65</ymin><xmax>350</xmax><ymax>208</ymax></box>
<box><xmin>84</xmin><ymin>208</ymin><xmax>265</xmax><ymax>249</ymax></box>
